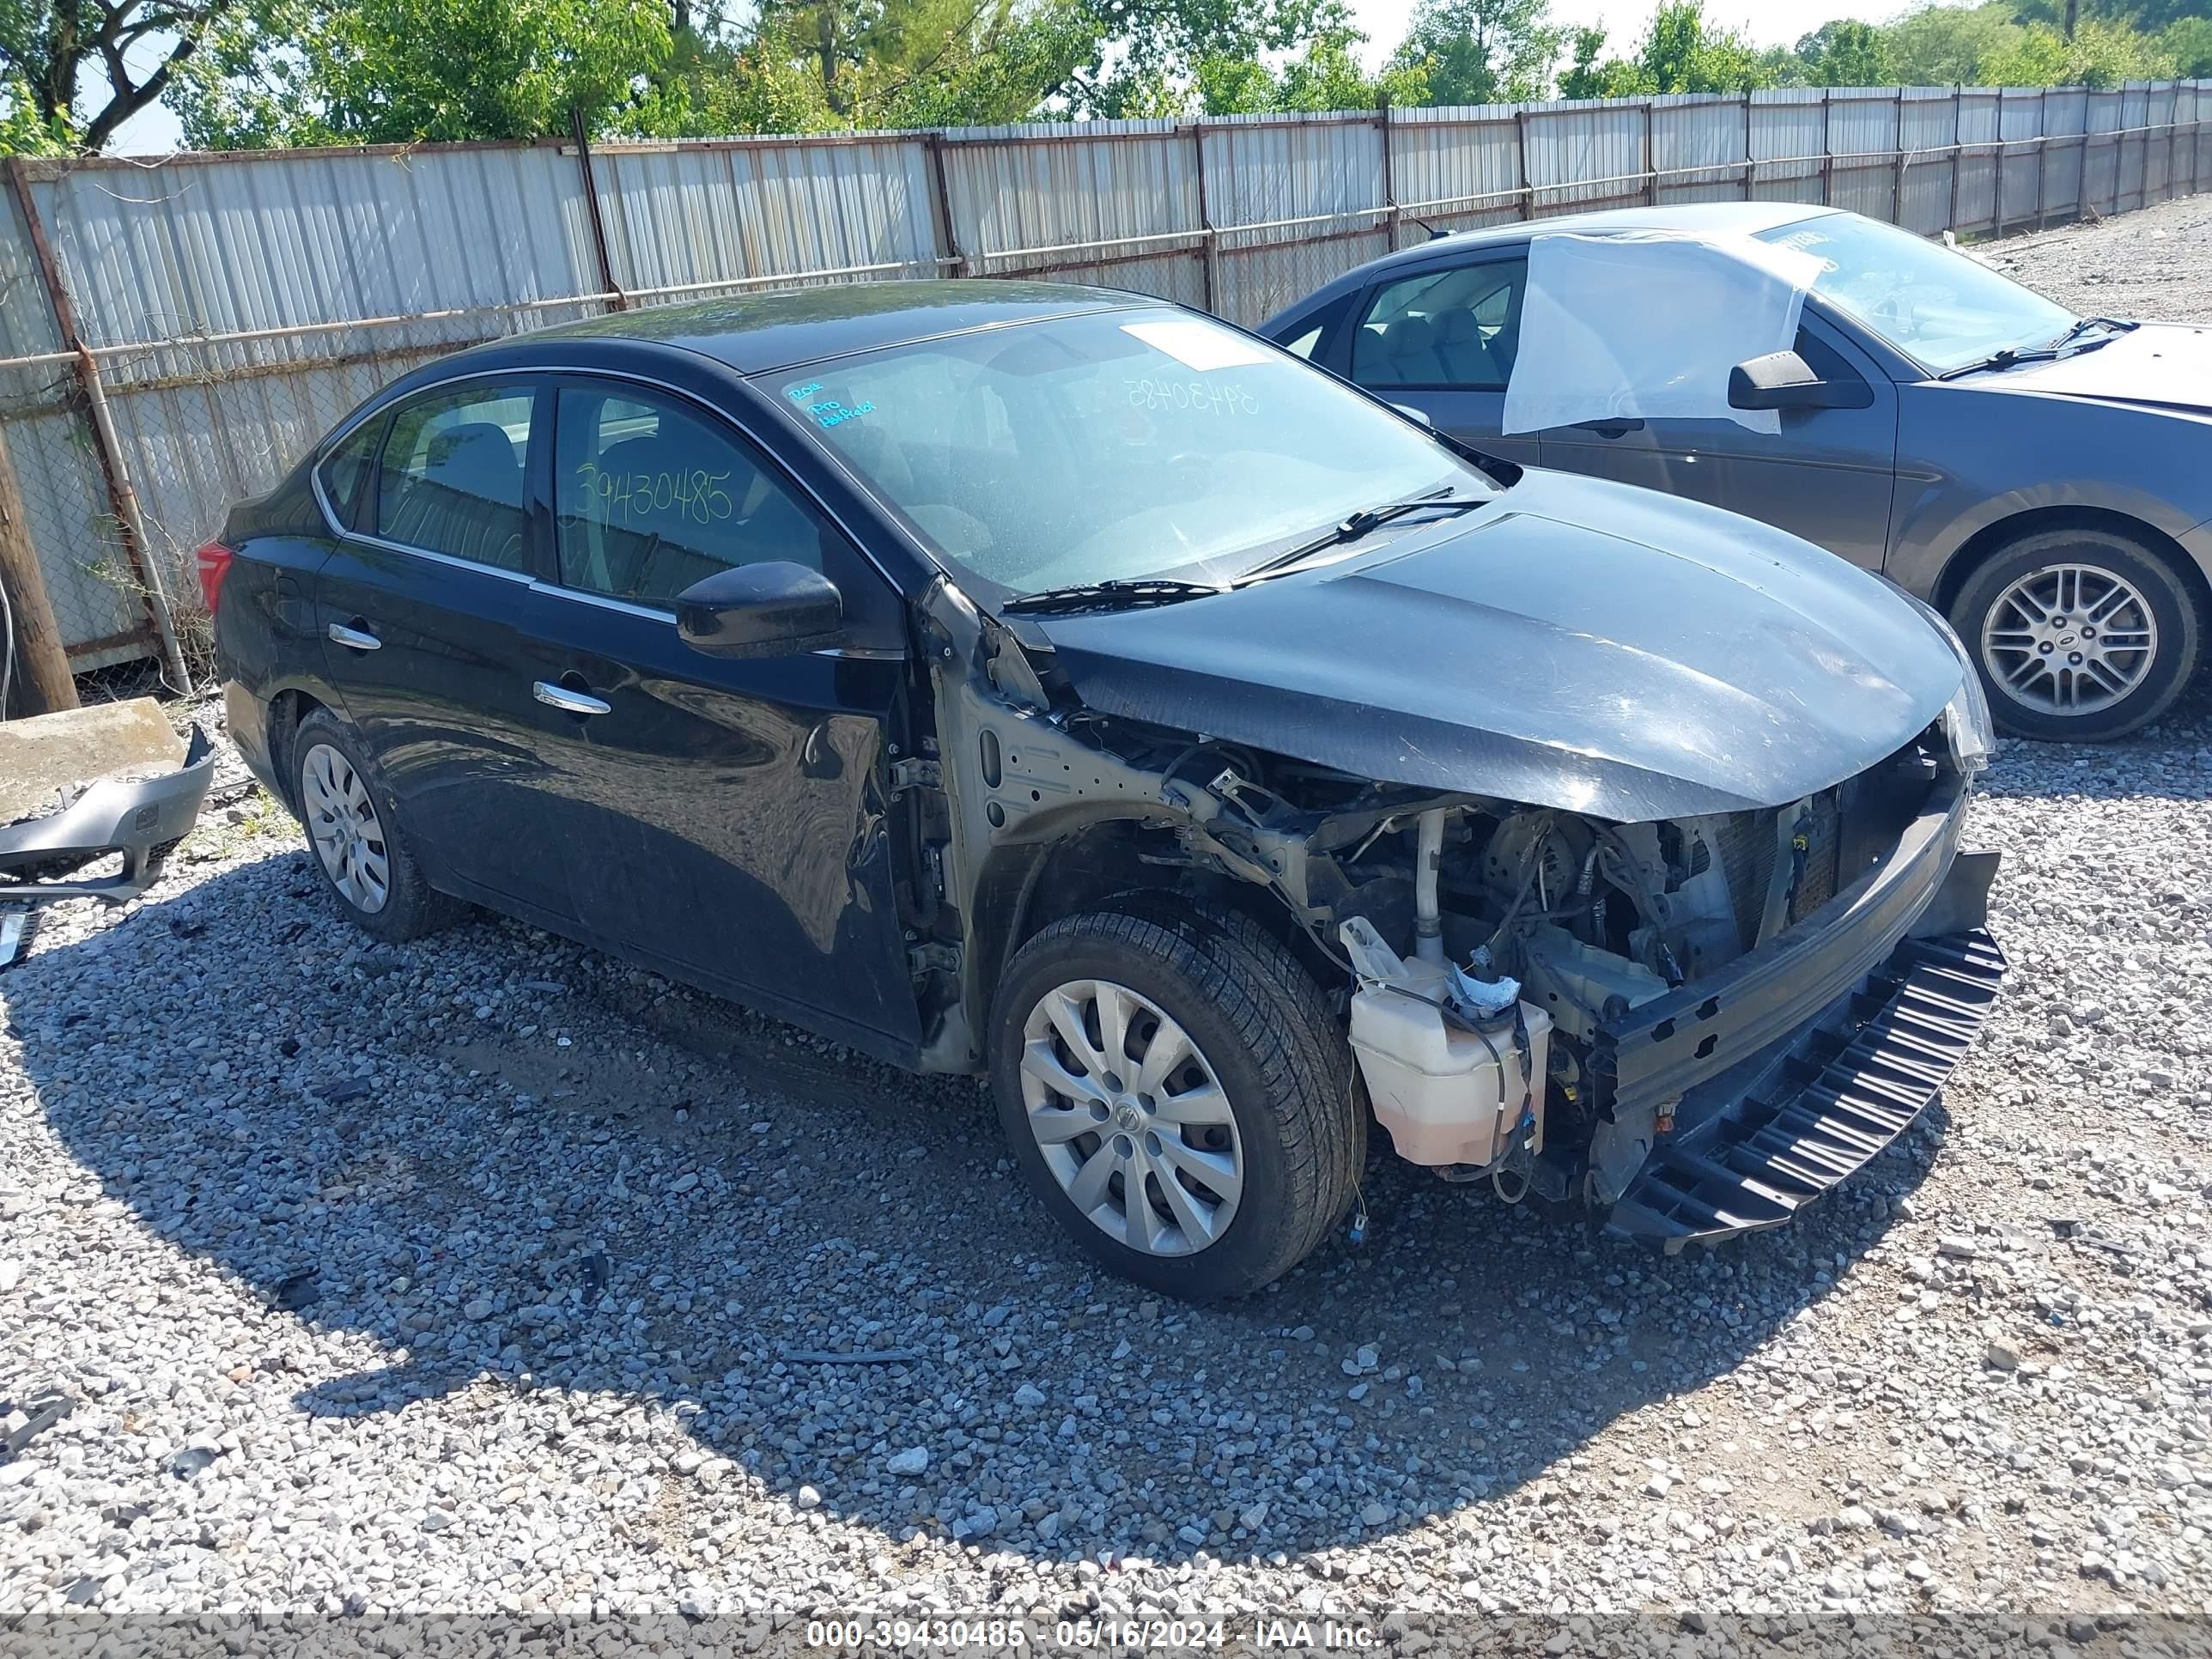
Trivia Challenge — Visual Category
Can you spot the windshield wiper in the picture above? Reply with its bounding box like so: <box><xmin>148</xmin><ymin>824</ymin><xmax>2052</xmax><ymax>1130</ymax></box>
<box><xmin>1233</xmin><ymin>492</ymin><xmax>1486</xmax><ymax>586</ymax></box>
<box><xmin>1000</xmin><ymin>577</ymin><xmax>1225</xmax><ymax>617</ymax></box>
<box><xmin>2045</xmin><ymin>314</ymin><xmax>2136</xmax><ymax>349</ymax></box>
<box><xmin>1936</xmin><ymin>315</ymin><xmax>2134</xmax><ymax>380</ymax></box>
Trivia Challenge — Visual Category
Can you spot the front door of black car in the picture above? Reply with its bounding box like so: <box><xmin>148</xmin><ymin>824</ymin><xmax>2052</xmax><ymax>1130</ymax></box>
<box><xmin>1339</xmin><ymin>253</ymin><xmax>1541</xmax><ymax>467</ymax></box>
<box><xmin>520</xmin><ymin>378</ymin><xmax>921</xmax><ymax>1054</ymax></box>
<box><xmin>311</xmin><ymin>380</ymin><xmax>576</xmax><ymax>921</ymax></box>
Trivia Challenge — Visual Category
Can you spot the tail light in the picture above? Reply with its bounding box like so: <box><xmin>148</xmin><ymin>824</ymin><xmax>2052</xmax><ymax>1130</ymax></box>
<box><xmin>194</xmin><ymin>540</ymin><xmax>234</xmax><ymax>614</ymax></box>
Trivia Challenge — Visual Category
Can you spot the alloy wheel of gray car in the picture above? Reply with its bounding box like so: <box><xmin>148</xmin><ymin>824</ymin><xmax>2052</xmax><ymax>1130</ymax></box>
<box><xmin>1978</xmin><ymin>562</ymin><xmax>2157</xmax><ymax>719</ymax></box>
<box><xmin>301</xmin><ymin>741</ymin><xmax>390</xmax><ymax>914</ymax></box>
<box><xmin>1952</xmin><ymin>526</ymin><xmax>2202</xmax><ymax>742</ymax></box>
<box><xmin>1017</xmin><ymin>977</ymin><xmax>1245</xmax><ymax>1256</ymax></box>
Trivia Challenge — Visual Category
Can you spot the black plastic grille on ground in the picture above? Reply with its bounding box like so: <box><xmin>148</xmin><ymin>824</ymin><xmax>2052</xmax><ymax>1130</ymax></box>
<box><xmin>1606</xmin><ymin>929</ymin><xmax>2006</xmax><ymax>1250</ymax></box>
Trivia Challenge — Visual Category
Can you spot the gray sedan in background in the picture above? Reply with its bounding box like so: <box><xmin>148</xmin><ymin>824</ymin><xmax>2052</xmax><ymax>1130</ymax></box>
<box><xmin>1263</xmin><ymin>204</ymin><xmax>2211</xmax><ymax>742</ymax></box>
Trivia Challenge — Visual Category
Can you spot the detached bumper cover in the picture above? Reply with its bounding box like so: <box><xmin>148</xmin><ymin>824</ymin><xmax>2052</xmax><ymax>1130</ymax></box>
<box><xmin>1607</xmin><ymin>927</ymin><xmax>2004</xmax><ymax>1249</ymax></box>
<box><xmin>0</xmin><ymin>724</ymin><xmax>215</xmax><ymax>905</ymax></box>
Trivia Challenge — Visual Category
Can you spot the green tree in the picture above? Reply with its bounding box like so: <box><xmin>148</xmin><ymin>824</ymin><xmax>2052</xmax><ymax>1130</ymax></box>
<box><xmin>2164</xmin><ymin>15</ymin><xmax>2212</xmax><ymax>76</ymax></box>
<box><xmin>1388</xmin><ymin>0</ymin><xmax>1559</xmax><ymax>106</ymax></box>
<box><xmin>1070</xmin><ymin>0</ymin><xmax>1346</xmax><ymax>114</ymax></box>
<box><xmin>1982</xmin><ymin>15</ymin><xmax>2173</xmax><ymax>84</ymax></box>
<box><xmin>1196</xmin><ymin>13</ymin><xmax>1424</xmax><ymax>112</ymax></box>
<box><xmin>743</xmin><ymin>0</ymin><xmax>1095</xmax><ymax>126</ymax></box>
<box><xmin>175</xmin><ymin>0</ymin><xmax>678</xmax><ymax>145</ymax></box>
<box><xmin>1596</xmin><ymin>0</ymin><xmax>1775</xmax><ymax>94</ymax></box>
<box><xmin>0</xmin><ymin>0</ymin><xmax>248</xmax><ymax>149</ymax></box>
<box><xmin>1553</xmin><ymin>21</ymin><xmax>1604</xmax><ymax>95</ymax></box>
<box><xmin>1795</xmin><ymin>18</ymin><xmax>1888</xmax><ymax>85</ymax></box>
<box><xmin>1880</xmin><ymin>2</ymin><xmax>2019</xmax><ymax>85</ymax></box>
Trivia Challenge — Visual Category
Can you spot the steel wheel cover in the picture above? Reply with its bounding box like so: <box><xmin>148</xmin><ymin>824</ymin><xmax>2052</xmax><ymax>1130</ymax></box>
<box><xmin>1018</xmin><ymin>978</ymin><xmax>1243</xmax><ymax>1256</ymax></box>
<box><xmin>1980</xmin><ymin>562</ymin><xmax>2158</xmax><ymax>717</ymax></box>
<box><xmin>301</xmin><ymin>743</ymin><xmax>391</xmax><ymax>915</ymax></box>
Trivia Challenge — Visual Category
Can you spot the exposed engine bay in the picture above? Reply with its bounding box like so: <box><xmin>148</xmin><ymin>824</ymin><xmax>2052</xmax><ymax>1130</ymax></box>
<box><xmin>901</xmin><ymin>586</ymin><xmax>2002</xmax><ymax>1247</ymax></box>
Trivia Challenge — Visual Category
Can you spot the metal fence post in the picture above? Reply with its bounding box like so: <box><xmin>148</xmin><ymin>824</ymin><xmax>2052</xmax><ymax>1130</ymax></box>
<box><xmin>2166</xmin><ymin>81</ymin><xmax>2179</xmax><ymax>203</ymax></box>
<box><xmin>1189</xmin><ymin>122</ymin><xmax>1219</xmax><ymax>313</ymax></box>
<box><xmin>1821</xmin><ymin>90</ymin><xmax>1834</xmax><ymax>207</ymax></box>
<box><xmin>1893</xmin><ymin>87</ymin><xmax>1908</xmax><ymax>225</ymax></box>
<box><xmin>1948</xmin><ymin>87</ymin><xmax>1962</xmax><ymax>230</ymax></box>
<box><xmin>568</xmin><ymin>107</ymin><xmax>626</xmax><ymax>311</ymax></box>
<box><xmin>2035</xmin><ymin>90</ymin><xmax>2048</xmax><ymax>230</ymax></box>
<box><xmin>1741</xmin><ymin>94</ymin><xmax>1753</xmax><ymax>203</ymax></box>
<box><xmin>1377</xmin><ymin>97</ymin><xmax>1401</xmax><ymax>250</ymax></box>
<box><xmin>1994</xmin><ymin>88</ymin><xmax>2006</xmax><ymax>235</ymax></box>
<box><xmin>1515</xmin><ymin>109</ymin><xmax>1534</xmax><ymax>219</ymax></box>
<box><xmin>1644</xmin><ymin>100</ymin><xmax>1657</xmax><ymax>206</ymax></box>
<box><xmin>926</xmin><ymin>135</ymin><xmax>964</xmax><ymax>278</ymax></box>
<box><xmin>3</xmin><ymin>158</ymin><xmax>190</xmax><ymax>693</ymax></box>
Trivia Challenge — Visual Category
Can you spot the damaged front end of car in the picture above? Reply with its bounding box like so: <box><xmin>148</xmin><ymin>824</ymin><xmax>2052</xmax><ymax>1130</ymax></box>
<box><xmin>903</xmin><ymin>571</ymin><xmax>2002</xmax><ymax>1251</ymax></box>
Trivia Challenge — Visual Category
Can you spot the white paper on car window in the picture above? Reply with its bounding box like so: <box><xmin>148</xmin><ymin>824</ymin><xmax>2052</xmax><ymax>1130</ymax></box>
<box><xmin>1500</xmin><ymin>231</ymin><xmax>1823</xmax><ymax>438</ymax></box>
<box><xmin>1121</xmin><ymin>319</ymin><xmax>1273</xmax><ymax>371</ymax></box>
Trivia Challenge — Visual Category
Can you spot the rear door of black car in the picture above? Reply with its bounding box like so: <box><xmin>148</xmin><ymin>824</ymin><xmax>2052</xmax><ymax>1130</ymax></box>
<box><xmin>310</xmin><ymin>377</ymin><xmax>578</xmax><ymax>922</ymax></box>
<box><xmin>518</xmin><ymin>374</ymin><xmax>921</xmax><ymax>1059</ymax></box>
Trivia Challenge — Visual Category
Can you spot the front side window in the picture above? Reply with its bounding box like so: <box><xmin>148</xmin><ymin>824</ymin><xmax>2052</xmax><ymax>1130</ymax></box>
<box><xmin>1755</xmin><ymin>212</ymin><xmax>2075</xmax><ymax>374</ymax></box>
<box><xmin>1352</xmin><ymin>260</ymin><xmax>1527</xmax><ymax>391</ymax></box>
<box><xmin>553</xmin><ymin>385</ymin><xmax>834</xmax><ymax>609</ymax></box>
<box><xmin>775</xmin><ymin>307</ymin><xmax>1489</xmax><ymax>599</ymax></box>
<box><xmin>374</xmin><ymin>384</ymin><xmax>535</xmax><ymax>572</ymax></box>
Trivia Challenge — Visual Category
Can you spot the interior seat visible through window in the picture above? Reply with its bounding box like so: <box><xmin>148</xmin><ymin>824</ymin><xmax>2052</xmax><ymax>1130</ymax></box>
<box><xmin>375</xmin><ymin>388</ymin><xmax>535</xmax><ymax>571</ymax></box>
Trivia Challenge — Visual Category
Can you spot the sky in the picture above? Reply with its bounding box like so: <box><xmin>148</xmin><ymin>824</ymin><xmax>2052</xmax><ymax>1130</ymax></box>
<box><xmin>107</xmin><ymin>0</ymin><xmax>1868</xmax><ymax>156</ymax></box>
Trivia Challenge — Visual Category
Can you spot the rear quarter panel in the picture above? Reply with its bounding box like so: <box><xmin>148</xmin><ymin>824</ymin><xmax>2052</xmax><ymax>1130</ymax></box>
<box><xmin>214</xmin><ymin>466</ymin><xmax>348</xmax><ymax>802</ymax></box>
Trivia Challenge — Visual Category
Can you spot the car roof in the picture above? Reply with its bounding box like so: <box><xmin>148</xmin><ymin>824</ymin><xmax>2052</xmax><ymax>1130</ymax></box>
<box><xmin>1273</xmin><ymin>202</ymin><xmax>1839</xmax><ymax>320</ymax></box>
<box><xmin>513</xmin><ymin>279</ymin><xmax>1157</xmax><ymax>376</ymax></box>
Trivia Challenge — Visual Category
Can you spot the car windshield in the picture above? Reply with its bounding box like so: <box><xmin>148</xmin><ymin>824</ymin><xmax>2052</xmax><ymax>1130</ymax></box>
<box><xmin>771</xmin><ymin>307</ymin><xmax>1486</xmax><ymax>599</ymax></box>
<box><xmin>1754</xmin><ymin>213</ymin><xmax>2076</xmax><ymax>374</ymax></box>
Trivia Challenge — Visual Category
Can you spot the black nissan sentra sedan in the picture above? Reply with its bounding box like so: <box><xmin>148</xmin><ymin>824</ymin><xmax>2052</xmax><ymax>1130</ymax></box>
<box><xmin>207</xmin><ymin>283</ymin><xmax>2004</xmax><ymax>1298</ymax></box>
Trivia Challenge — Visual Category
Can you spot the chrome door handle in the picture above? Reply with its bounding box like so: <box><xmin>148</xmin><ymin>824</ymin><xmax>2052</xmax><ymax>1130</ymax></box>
<box><xmin>533</xmin><ymin>680</ymin><xmax>611</xmax><ymax>716</ymax></box>
<box><xmin>327</xmin><ymin>622</ymin><xmax>381</xmax><ymax>651</ymax></box>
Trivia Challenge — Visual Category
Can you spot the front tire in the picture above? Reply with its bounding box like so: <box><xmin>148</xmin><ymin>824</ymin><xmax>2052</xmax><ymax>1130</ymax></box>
<box><xmin>293</xmin><ymin>708</ymin><xmax>454</xmax><ymax>943</ymax></box>
<box><xmin>1950</xmin><ymin>526</ymin><xmax>2201</xmax><ymax>741</ymax></box>
<box><xmin>989</xmin><ymin>902</ymin><xmax>1361</xmax><ymax>1299</ymax></box>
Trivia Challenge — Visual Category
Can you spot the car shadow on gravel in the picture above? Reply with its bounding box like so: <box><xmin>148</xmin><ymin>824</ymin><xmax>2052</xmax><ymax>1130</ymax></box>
<box><xmin>12</xmin><ymin>850</ymin><xmax>1950</xmax><ymax>1567</ymax></box>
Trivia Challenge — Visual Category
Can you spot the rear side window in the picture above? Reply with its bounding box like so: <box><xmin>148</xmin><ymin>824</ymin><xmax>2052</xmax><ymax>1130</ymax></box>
<box><xmin>552</xmin><ymin>384</ymin><xmax>841</xmax><ymax>610</ymax></box>
<box><xmin>317</xmin><ymin>416</ymin><xmax>385</xmax><ymax>531</ymax></box>
<box><xmin>374</xmin><ymin>384</ymin><xmax>536</xmax><ymax>573</ymax></box>
<box><xmin>1352</xmin><ymin>259</ymin><xmax>1527</xmax><ymax>392</ymax></box>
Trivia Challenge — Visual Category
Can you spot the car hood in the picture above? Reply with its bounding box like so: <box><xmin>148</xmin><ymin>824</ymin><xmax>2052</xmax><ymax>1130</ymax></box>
<box><xmin>1028</xmin><ymin>470</ymin><xmax>1964</xmax><ymax>822</ymax></box>
<box><xmin>1968</xmin><ymin>322</ymin><xmax>2212</xmax><ymax>415</ymax></box>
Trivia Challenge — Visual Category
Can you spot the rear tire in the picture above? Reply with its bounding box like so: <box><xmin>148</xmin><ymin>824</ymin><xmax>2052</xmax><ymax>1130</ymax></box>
<box><xmin>989</xmin><ymin>900</ymin><xmax>1361</xmax><ymax>1300</ymax></box>
<box><xmin>1949</xmin><ymin>526</ymin><xmax>2201</xmax><ymax>741</ymax></box>
<box><xmin>293</xmin><ymin>708</ymin><xmax>455</xmax><ymax>943</ymax></box>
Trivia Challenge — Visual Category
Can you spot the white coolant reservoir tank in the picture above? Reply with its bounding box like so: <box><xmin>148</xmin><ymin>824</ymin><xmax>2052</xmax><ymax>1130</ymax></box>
<box><xmin>1340</xmin><ymin>917</ymin><xmax>1552</xmax><ymax>1170</ymax></box>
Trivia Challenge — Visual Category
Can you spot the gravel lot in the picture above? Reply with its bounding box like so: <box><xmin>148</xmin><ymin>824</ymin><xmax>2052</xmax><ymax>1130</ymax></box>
<box><xmin>5</xmin><ymin>203</ymin><xmax>2212</xmax><ymax>1639</ymax></box>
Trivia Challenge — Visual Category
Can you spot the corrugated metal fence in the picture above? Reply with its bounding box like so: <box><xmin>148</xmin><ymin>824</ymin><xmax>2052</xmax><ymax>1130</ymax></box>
<box><xmin>2</xmin><ymin>79</ymin><xmax>2204</xmax><ymax>676</ymax></box>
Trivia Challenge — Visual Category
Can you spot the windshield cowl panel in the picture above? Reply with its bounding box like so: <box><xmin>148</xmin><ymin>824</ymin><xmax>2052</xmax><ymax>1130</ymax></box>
<box><xmin>763</xmin><ymin>307</ymin><xmax>1491</xmax><ymax>602</ymax></box>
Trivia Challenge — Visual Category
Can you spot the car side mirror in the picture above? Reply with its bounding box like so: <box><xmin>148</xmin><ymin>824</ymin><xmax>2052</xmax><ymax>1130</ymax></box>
<box><xmin>1390</xmin><ymin>402</ymin><xmax>1434</xmax><ymax>428</ymax></box>
<box><xmin>676</xmin><ymin>562</ymin><xmax>843</xmax><ymax>659</ymax></box>
<box><xmin>1728</xmin><ymin>349</ymin><xmax>1876</xmax><ymax>412</ymax></box>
